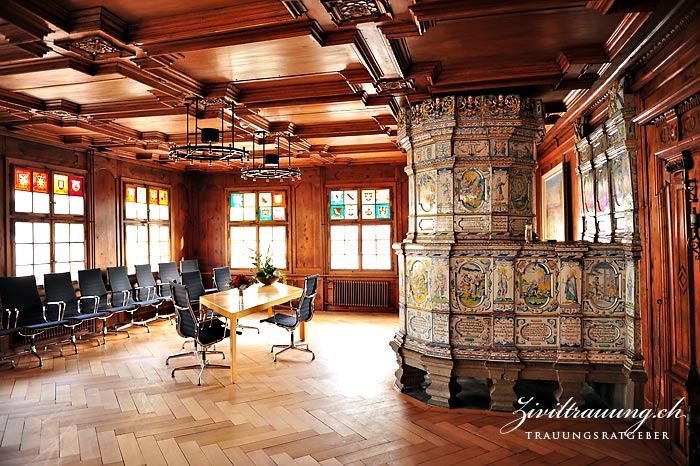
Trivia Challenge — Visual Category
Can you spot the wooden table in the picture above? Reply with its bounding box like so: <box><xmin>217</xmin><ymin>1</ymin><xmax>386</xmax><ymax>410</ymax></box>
<box><xmin>199</xmin><ymin>282</ymin><xmax>303</xmax><ymax>382</ymax></box>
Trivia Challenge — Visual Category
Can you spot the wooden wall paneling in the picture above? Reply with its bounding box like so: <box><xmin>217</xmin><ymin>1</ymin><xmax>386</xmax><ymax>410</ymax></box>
<box><xmin>92</xmin><ymin>161</ymin><xmax>119</xmax><ymax>269</ymax></box>
<box><xmin>0</xmin><ymin>137</ymin><xmax>7</xmax><ymax>277</ymax></box>
<box><xmin>189</xmin><ymin>173</ymin><xmax>226</xmax><ymax>284</ymax></box>
<box><xmin>171</xmin><ymin>180</ymin><xmax>190</xmax><ymax>268</ymax></box>
<box><xmin>292</xmin><ymin>168</ymin><xmax>324</xmax><ymax>273</ymax></box>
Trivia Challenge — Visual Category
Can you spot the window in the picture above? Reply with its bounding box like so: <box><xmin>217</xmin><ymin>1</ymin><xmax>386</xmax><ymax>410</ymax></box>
<box><xmin>329</xmin><ymin>188</ymin><xmax>392</xmax><ymax>270</ymax></box>
<box><xmin>11</xmin><ymin>166</ymin><xmax>86</xmax><ymax>284</ymax></box>
<box><xmin>124</xmin><ymin>184</ymin><xmax>170</xmax><ymax>273</ymax></box>
<box><xmin>229</xmin><ymin>191</ymin><xmax>287</xmax><ymax>269</ymax></box>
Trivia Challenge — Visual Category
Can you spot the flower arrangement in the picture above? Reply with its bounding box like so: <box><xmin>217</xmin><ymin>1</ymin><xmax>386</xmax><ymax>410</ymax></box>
<box><xmin>251</xmin><ymin>248</ymin><xmax>286</xmax><ymax>285</ymax></box>
<box><xmin>228</xmin><ymin>274</ymin><xmax>255</xmax><ymax>291</ymax></box>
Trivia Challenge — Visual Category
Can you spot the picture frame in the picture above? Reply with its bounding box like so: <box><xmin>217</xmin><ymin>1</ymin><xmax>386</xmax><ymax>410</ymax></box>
<box><xmin>541</xmin><ymin>162</ymin><xmax>567</xmax><ymax>241</ymax></box>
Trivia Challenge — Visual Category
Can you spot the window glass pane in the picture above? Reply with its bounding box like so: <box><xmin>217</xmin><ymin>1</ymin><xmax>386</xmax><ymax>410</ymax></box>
<box><xmin>160</xmin><ymin>226</ymin><xmax>169</xmax><ymax>241</ymax></box>
<box><xmin>15</xmin><ymin>222</ymin><xmax>33</xmax><ymax>243</ymax></box>
<box><xmin>125</xmin><ymin>202</ymin><xmax>138</xmax><ymax>219</ymax></box>
<box><xmin>69</xmin><ymin>196</ymin><xmax>84</xmax><ymax>215</ymax></box>
<box><xmin>16</xmin><ymin>265</ymin><xmax>34</xmax><ymax>277</ymax></box>
<box><xmin>55</xmin><ymin>223</ymin><xmax>70</xmax><ymax>242</ymax></box>
<box><xmin>363</xmin><ymin>240</ymin><xmax>376</xmax><ymax>254</ymax></box>
<box><xmin>344</xmin><ymin>241</ymin><xmax>358</xmax><ymax>255</ymax></box>
<box><xmin>377</xmin><ymin>239</ymin><xmax>392</xmax><ymax>254</ymax></box>
<box><xmin>377</xmin><ymin>224</ymin><xmax>391</xmax><ymax>239</ymax></box>
<box><xmin>330</xmin><ymin>240</ymin><xmax>344</xmax><ymax>255</ymax></box>
<box><xmin>160</xmin><ymin>205</ymin><xmax>169</xmax><ymax>220</ymax></box>
<box><xmin>70</xmin><ymin>243</ymin><xmax>84</xmax><ymax>261</ymax></box>
<box><xmin>55</xmin><ymin>262</ymin><xmax>70</xmax><ymax>274</ymax></box>
<box><xmin>330</xmin><ymin>225</ymin><xmax>344</xmax><ymax>241</ymax></box>
<box><xmin>70</xmin><ymin>224</ymin><xmax>84</xmax><ymax>242</ymax></box>
<box><xmin>149</xmin><ymin>204</ymin><xmax>160</xmax><ymax>220</ymax></box>
<box><xmin>136</xmin><ymin>203</ymin><xmax>148</xmax><ymax>219</ymax></box>
<box><xmin>55</xmin><ymin>243</ymin><xmax>70</xmax><ymax>262</ymax></box>
<box><xmin>34</xmin><ymin>264</ymin><xmax>51</xmax><ymax>285</ymax></box>
<box><xmin>54</xmin><ymin>194</ymin><xmax>70</xmax><ymax>214</ymax></box>
<box><xmin>33</xmin><ymin>192</ymin><xmax>50</xmax><ymax>213</ymax></box>
<box><xmin>377</xmin><ymin>255</ymin><xmax>392</xmax><ymax>270</ymax></box>
<box><xmin>259</xmin><ymin>227</ymin><xmax>272</xmax><ymax>242</ymax></box>
<box><xmin>34</xmin><ymin>243</ymin><xmax>51</xmax><ymax>263</ymax></box>
<box><xmin>345</xmin><ymin>226</ymin><xmax>358</xmax><ymax>240</ymax></box>
<box><xmin>362</xmin><ymin>255</ymin><xmax>377</xmax><ymax>269</ymax></box>
<box><xmin>70</xmin><ymin>263</ymin><xmax>83</xmax><ymax>280</ymax></box>
<box><xmin>34</xmin><ymin>223</ymin><xmax>50</xmax><ymax>243</ymax></box>
<box><xmin>16</xmin><ymin>244</ymin><xmax>33</xmax><ymax>265</ymax></box>
<box><xmin>14</xmin><ymin>191</ymin><xmax>33</xmax><ymax>213</ymax></box>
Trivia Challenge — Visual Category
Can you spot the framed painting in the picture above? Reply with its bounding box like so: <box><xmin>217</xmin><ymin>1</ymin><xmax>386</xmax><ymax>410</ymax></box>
<box><xmin>541</xmin><ymin>162</ymin><xmax>567</xmax><ymax>241</ymax></box>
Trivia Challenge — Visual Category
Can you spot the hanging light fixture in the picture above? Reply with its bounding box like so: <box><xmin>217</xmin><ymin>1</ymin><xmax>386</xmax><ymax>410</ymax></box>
<box><xmin>168</xmin><ymin>96</ymin><xmax>248</xmax><ymax>166</ymax></box>
<box><xmin>241</xmin><ymin>130</ymin><xmax>301</xmax><ymax>181</ymax></box>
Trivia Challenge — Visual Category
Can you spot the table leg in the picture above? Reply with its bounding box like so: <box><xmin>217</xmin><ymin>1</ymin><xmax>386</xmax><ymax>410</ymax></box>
<box><xmin>229</xmin><ymin>329</ymin><xmax>237</xmax><ymax>383</ymax></box>
<box><xmin>267</xmin><ymin>306</ymin><xmax>273</xmax><ymax>317</ymax></box>
<box><xmin>299</xmin><ymin>321</ymin><xmax>306</xmax><ymax>341</ymax></box>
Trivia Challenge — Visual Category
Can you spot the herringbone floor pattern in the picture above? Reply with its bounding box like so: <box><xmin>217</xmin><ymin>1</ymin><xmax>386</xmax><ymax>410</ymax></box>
<box><xmin>0</xmin><ymin>312</ymin><xmax>675</xmax><ymax>465</ymax></box>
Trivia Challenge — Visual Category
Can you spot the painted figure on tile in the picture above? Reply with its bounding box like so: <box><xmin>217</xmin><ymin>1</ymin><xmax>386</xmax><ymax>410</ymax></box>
<box><xmin>492</xmin><ymin>168</ymin><xmax>508</xmax><ymax>206</ymax></box>
<box><xmin>459</xmin><ymin>170</ymin><xmax>486</xmax><ymax>210</ymax></box>
<box><xmin>457</xmin><ymin>262</ymin><xmax>486</xmax><ymax>308</ymax></box>
<box><xmin>409</xmin><ymin>261</ymin><xmax>429</xmax><ymax>305</ymax></box>
<box><xmin>435</xmin><ymin>269</ymin><xmax>448</xmax><ymax>301</ymax></box>
<box><xmin>587</xmin><ymin>262</ymin><xmax>620</xmax><ymax>309</ymax></box>
<box><xmin>497</xmin><ymin>268</ymin><xmax>508</xmax><ymax>300</ymax></box>
<box><xmin>564</xmin><ymin>269</ymin><xmax>579</xmax><ymax>304</ymax></box>
<box><xmin>521</xmin><ymin>262</ymin><xmax>551</xmax><ymax>308</ymax></box>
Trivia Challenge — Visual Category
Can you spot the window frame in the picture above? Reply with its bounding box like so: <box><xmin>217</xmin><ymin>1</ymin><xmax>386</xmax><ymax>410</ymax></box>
<box><xmin>121</xmin><ymin>179</ymin><xmax>172</xmax><ymax>273</ymax></box>
<box><xmin>326</xmin><ymin>185</ymin><xmax>395</xmax><ymax>272</ymax></box>
<box><xmin>9</xmin><ymin>163</ymin><xmax>88</xmax><ymax>283</ymax></box>
<box><xmin>227</xmin><ymin>188</ymin><xmax>291</xmax><ymax>271</ymax></box>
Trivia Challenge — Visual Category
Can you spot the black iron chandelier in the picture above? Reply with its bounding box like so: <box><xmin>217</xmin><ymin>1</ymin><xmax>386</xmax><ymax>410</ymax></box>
<box><xmin>241</xmin><ymin>130</ymin><xmax>301</xmax><ymax>181</ymax></box>
<box><xmin>168</xmin><ymin>96</ymin><xmax>248</xmax><ymax>166</ymax></box>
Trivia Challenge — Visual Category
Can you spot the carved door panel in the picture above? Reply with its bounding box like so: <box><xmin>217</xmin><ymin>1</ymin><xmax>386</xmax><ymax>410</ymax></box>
<box><xmin>661</xmin><ymin>162</ymin><xmax>694</xmax><ymax>463</ymax></box>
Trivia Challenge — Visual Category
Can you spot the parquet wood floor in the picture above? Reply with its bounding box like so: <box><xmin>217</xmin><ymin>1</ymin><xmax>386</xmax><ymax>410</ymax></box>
<box><xmin>0</xmin><ymin>312</ymin><xmax>675</xmax><ymax>465</ymax></box>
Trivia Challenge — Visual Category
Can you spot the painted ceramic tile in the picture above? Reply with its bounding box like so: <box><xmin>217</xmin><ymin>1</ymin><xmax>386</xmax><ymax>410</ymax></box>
<box><xmin>518</xmin><ymin>261</ymin><xmax>554</xmax><ymax>310</ymax></box>
<box><xmin>509</xmin><ymin>140</ymin><xmax>533</xmax><ymax>159</ymax></box>
<box><xmin>611</xmin><ymin>154</ymin><xmax>633</xmax><ymax>210</ymax></box>
<box><xmin>509</xmin><ymin>171</ymin><xmax>531</xmax><ymax>213</ymax></box>
<box><xmin>451</xmin><ymin>315</ymin><xmax>492</xmax><ymax>348</ymax></box>
<box><xmin>433</xmin><ymin>312</ymin><xmax>449</xmax><ymax>344</ymax></box>
<box><xmin>436</xmin><ymin>169</ymin><xmax>453</xmax><ymax>213</ymax></box>
<box><xmin>491</xmin><ymin>139</ymin><xmax>508</xmax><ymax>156</ymax></box>
<box><xmin>493</xmin><ymin>316</ymin><xmax>514</xmax><ymax>346</ymax></box>
<box><xmin>584</xmin><ymin>261</ymin><xmax>621</xmax><ymax>312</ymax></box>
<box><xmin>407</xmin><ymin>308</ymin><xmax>432</xmax><ymax>341</ymax></box>
<box><xmin>436</xmin><ymin>140</ymin><xmax>451</xmax><ymax>158</ymax></box>
<box><xmin>408</xmin><ymin>259</ymin><xmax>430</xmax><ymax>308</ymax></box>
<box><xmin>559</xmin><ymin>261</ymin><xmax>582</xmax><ymax>307</ymax></box>
<box><xmin>560</xmin><ymin>316</ymin><xmax>581</xmax><ymax>347</ymax></box>
<box><xmin>582</xmin><ymin>318</ymin><xmax>625</xmax><ymax>350</ymax></box>
<box><xmin>626</xmin><ymin>318</ymin><xmax>635</xmax><ymax>354</ymax></box>
<box><xmin>457</xmin><ymin>168</ymin><xmax>488</xmax><ymax>212</ymax></box>
<box><xmin>454</xmin><ymin>140</ymin><xmax>489</xmax><ymax>156</ymax></box>
<box><xmin>595</xmin><ymin>164</ymin><xmax>610</xmax><ymax>214</ymax></box>
<box><xmin>417</xmin><ymin>172</ymin><xmax>437</xmax><ymax>214</ymax></box>
<box><xmin>625</xmin><ymin>260</ymin><xmax>636</xmax><ymax>311</ymax></box>
<box><xmin>430</xmin><ymin>259</ymin><xmax>449</xmax><ymax>304</ymax></box>
<box><xmin>493</xmin><ymin>259</ymin><xmax>514</xmax><ymax>304</ymax></box>
<box><xmin>515</xmin><ymin>317</ymin><xmax>558</xmax><ymax>347</ymax></box>
<box><xmin>453</xmin><ymin>259</ymin><xmax>492</xmax><ymax>312</ymax></box>
<box><xmin>399</xmin><ymin>303</ymin><xmax>406</xmax><ymax>332</ymax></box>
<box><xmin>491</xmin><ymin>167</ymin><xmax>509</xmax><ymax>211</ymax></box>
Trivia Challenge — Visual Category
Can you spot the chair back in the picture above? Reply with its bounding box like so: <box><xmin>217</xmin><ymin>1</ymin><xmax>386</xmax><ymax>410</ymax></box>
<box><xmin>107</xmin><ymin>266</ymin><xmax>134</xmax><ymax>305</ymax></box>
<box><xmin>213</xmin><ymin>267</ymin><xmax>232</xmax><ymax>292</ymax></box>
<box><xmin>303</xmin><ymin>274</ymin><xmax>320</xmax><ymax>296</ymax></box>
<box><xmin>181</xmin><ymin>270</ymin><xmax>208</xmax><ymax>302</ymax></box>
<box><xmin>44</xmin><ymin>272</ymin><xmax>80</xmax><ymax>317</ymax></box>
<box><xmin>134</xmin><ymin>264</ymin><xmax>157</xmax><ymax>288</ymax></box>
<box><xmin>180</xmin><ymin>259</ymin><xmax>199</xmax><ymax>273</ymax></box>
<box><xmin>170</xmin><ymin>283</ymin><xmax>196</xmax><ymax>339</ymax></box>
<box><xmin>78</xmin><ymin>268</ymin><xmax>110</xmax><ymax>311</ymax></box>
<box><xmin>0</xmin><ymin>276</ymin><xmax>47</xmax><ymax>326</ymax></box>
<box><xmin>158</xmin><ymin>262</ymin><xmax>180</xmax><ymax>297</ymax></box>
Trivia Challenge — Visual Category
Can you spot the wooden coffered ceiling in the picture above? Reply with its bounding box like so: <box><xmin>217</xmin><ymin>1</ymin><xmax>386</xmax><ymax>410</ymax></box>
<box><xmin>0</xmin><ymin>0</ymin><xmax>672</xmax><ymax>170</ymax></box>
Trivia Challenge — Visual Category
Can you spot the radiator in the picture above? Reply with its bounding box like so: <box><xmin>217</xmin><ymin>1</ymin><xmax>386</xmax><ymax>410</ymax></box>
<box><xmin>332</xmin><ymin>280</ymin><xmax>389</xmax><ymax>308</ymax></box>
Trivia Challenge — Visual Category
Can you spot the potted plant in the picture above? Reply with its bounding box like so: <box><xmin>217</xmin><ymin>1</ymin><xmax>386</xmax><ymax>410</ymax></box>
<box><xmin>252</xmin><ymin>248</ymin><xmax>286</xmax><ymax>286</ymax></box>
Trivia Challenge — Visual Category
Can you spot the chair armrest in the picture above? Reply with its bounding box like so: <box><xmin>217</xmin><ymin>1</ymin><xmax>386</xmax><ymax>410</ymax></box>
<box><xmin>134</xmin><ymin>284</ymin><xmax>157</xmax><ymax>301</ymax></box>
<box><xmin>204</xmin><ymin>287</ymin><xmax>217</xmax><ymax>294</ymax></box>
<box><xmin>155</xmin><ymin>282</ymin><xmax>169</xmax><ymax>297</ymax></box>
<box><xmin>78</xmin><ymin>295</ymin><xmax>100</xmax><ymax>313</ymax></box>
<box><xmin>45</xmin><ymin>301</ymin><xmax>66</xmax><ymax>321</ymax></box>
<box><xmin>1</xmin><ymin>308</ymin><xmax>20</xmax><ymax>330</ymax></box>
<box><xmin>112</xmin><ymin>290</ymin><xmax>131</xmax><ymax>306</ymax></box>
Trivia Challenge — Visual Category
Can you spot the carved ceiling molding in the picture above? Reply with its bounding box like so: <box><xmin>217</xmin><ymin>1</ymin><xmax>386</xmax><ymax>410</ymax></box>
<box><xmin>61</xmin><ymin>36</ymin><xmax>123</xmax><ymax>59</ymax></box>
<box><xmin>374</xmin><ymin>78</ymin><xmax>416</xmax><ymax>95</ymax></box>
<box><xmin>629</xmin><ymin>2</ymin><xmax>700</xmax><ymax>74</ymax></box>
<box><xmin>321</xmin><ymin>0</ymin><xmax>393</xmax><ymax>26</ymax></box>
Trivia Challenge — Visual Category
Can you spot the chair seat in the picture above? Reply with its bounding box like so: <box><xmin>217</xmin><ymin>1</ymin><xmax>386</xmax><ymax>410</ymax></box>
<box><xmin>68</xmin><ymin>311</ymin><xmax>107</xmax><ymax>323</ymax></box>
<box><xmin>261</xmin><ymin>313</ymin><xmax>297</xmax><ymax>329</ymax></box>
<box><xmin>0</xmin><ymin>327</ymin><xmax>20</xmax><ymax>337</ymax></box>
<box><xmin>199</xmin><ymin>320</ymin><xmax>231</xmax><ymax>345</ymax></box>
<box><xmin>22</xmin><ymin>320</ymin><xmax>69</xmax><ymax>332</ymax></box>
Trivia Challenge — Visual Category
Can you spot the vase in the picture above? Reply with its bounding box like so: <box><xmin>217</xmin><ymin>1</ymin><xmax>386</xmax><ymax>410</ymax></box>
<box><xmin>256</xmin><ymin>274</ymin><xmax>278</xmax><ymax>286</ymax></box>
<box><xmin>238</xmin><ymin>288</ymin><xmax>244</xmax><ymax>297</ymax></box>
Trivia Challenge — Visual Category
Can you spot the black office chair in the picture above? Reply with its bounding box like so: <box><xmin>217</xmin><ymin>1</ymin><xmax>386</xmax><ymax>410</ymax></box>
<box><xmin>43</xmin><ymin>271</ymin><xmax>108</xmax><ymax>353</ymax></box>
<box><xmin>107</xmin><ymin>266</ymin><xmax>161</xmax><ymax>333</ymax></box>
<box><xmin>181</xmin><ymin>270</ymin><xmax>217</xmax><ymax>307</ymax></box>
<box><xmin>260</xmin><ymin>274</ymin><xmax>319</xmax><ymax>362</ymax></box>
<box><xmin>180</xmin><ymin>259</ymin><xmax>200</xmax><ymax>273</ymax></box>
<box><xmin>0</xmin><ymin>308</ymin><xmax>20</xmax><ymax>368</ymax></box>
<box><xmin>0</xmin><ymin>275</ymin><xmax>68</xmax><ymax>366</ymax></box>
<box><xmin>135</xmin><ymin>264</ymin><xmax>173</xmax><ymax>322</ymax></box>
<box><xmin>167</xmin><ymin>282</ymin><xmax>234</xmax><ymax>385</ymax></box>
<box><xmin>158</xmin><ymin>261</ymin><xmax>181</xmax><ymax>299</ymax></box>
<box><xmin>78</xmin><ymin>268</ymin><xmax>136</xmax><ymax>342</ymax></box>
<box><xmin>213</xmin><ymin>266</ymin><xmax>259</xmax><ymax>334</ymax></box>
